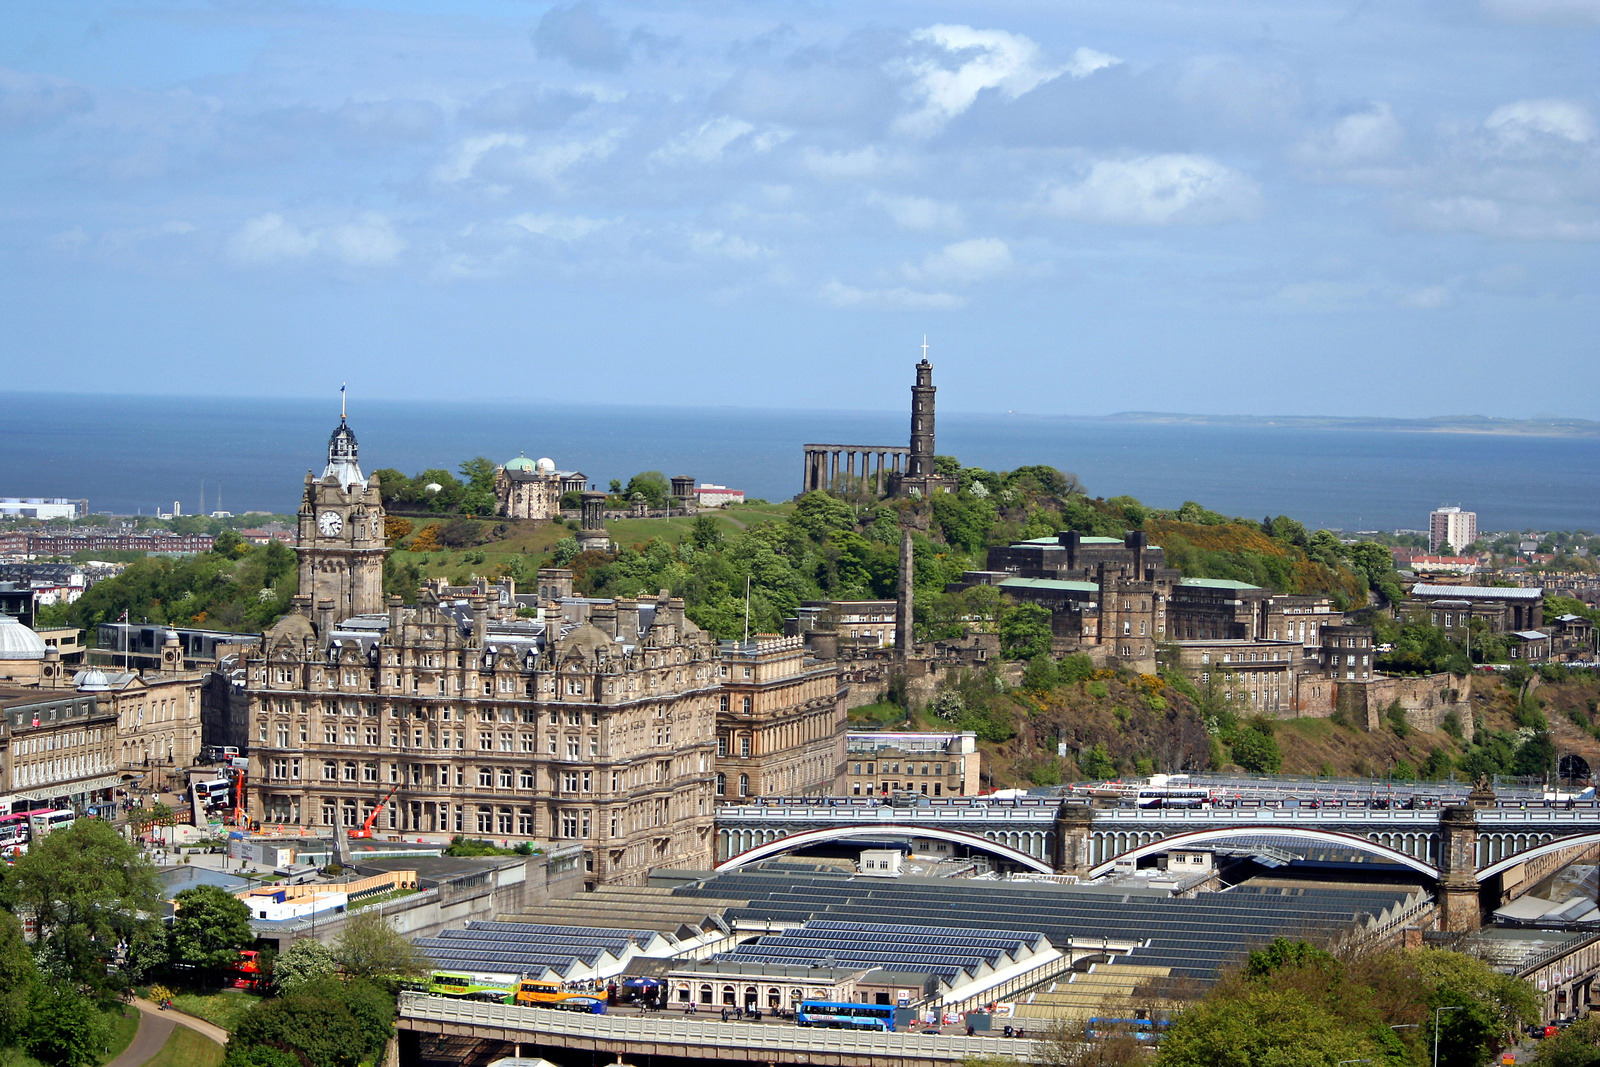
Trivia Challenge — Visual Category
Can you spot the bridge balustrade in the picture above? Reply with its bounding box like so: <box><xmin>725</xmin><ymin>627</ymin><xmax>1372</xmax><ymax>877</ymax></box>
<box><xmin>397</xmin><ymin>991</ymin><xmax>1043</xmax><ymax>1062</ymax></box>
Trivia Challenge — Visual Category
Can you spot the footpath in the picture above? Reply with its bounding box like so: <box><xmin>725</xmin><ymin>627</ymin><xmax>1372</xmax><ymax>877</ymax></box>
<box><xmin>104</xmin><ymin>999</ymin><xmax>227</xmax><ymax>1067</ymax></box>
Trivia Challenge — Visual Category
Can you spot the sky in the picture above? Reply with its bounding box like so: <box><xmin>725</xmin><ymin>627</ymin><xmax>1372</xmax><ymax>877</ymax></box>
<box><xmin>1</xmin><ymin>1</ymin><xmax>1597</xmax><ymax>417</ymax></box>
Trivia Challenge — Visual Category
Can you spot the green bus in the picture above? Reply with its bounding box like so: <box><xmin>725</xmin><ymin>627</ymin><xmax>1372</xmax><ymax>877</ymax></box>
<box><xmin>428</xmin><ymin>969</ymin><xmax>518</xmax><ymax>1002</ymax></box>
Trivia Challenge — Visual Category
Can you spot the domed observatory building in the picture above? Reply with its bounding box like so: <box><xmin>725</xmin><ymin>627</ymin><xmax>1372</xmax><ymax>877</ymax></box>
<box><xmin>494</xmin><ymin>453</ymin><xmax>588</xmax><ymax>522</ymax></box>
<box><xmin>0</xmin><ymin>614</ymin><xmax>47</xmax><ymax>685</ymax></box>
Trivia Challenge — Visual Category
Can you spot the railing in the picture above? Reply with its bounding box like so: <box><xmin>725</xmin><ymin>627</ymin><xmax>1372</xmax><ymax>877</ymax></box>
<box><xmin>398</xmin><ymin>991</ymin><xmax>1040</xmax><ymax>1060</ymax></box>
<box><xmin>719</xmin><ymin>804</ymin><xmax>1600</xmax><ymax>826</ymax></box>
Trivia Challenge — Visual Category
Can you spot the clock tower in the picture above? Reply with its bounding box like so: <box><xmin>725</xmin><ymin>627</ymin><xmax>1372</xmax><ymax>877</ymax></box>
<box><xmin>296</xmin><ymin>410</ymin><xmax>387</xmax><ymax>625</ymax></box>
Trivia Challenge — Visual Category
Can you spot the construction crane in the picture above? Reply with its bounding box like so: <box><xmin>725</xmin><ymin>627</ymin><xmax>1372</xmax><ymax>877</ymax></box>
<box><xmin>350</xmin><ymin>783</ymin><xmax>400</xmax><ymax>840</ymax></box>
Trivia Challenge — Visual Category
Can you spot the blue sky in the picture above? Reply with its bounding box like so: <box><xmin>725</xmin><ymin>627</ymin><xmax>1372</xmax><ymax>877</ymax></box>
<box><xmin>2</xmin><ymin>1</ymin><xmax>1596</xmax><ymax>417</ymax></box>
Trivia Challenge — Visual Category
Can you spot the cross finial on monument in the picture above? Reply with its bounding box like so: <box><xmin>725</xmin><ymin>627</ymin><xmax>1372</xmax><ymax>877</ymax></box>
<box><xmin>921</xmin><ymin>335</ymin><xmax>929</xmax><ymax>361</ymax></box>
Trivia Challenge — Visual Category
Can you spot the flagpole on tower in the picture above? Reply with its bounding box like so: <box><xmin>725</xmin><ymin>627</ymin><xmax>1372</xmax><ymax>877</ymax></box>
<box><xmin>341</xmin><ymin>383</ymin><xmax>347</xmax><ymax>421</ymax></box>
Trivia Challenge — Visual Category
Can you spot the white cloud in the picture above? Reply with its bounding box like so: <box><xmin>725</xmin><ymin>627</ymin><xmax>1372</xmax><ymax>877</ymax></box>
<box><xmin>689</xmin><ymin>230</ymin><xmax>768</xmax><ymax>259</ymax></box>
<box><xmin>1398</xmin><ymin>285</ymin><xmax>1451</xmax><ymax>309</ymax></box>
<box><xmin>509</xmin><ymin>213</ymin><xmax>610</xmax><ymax>241</ymax></box>
<box><xmin>820</xmin><ymin>280</ymin><xmax>964</xmax><ymax>309</ymax></box>
<box><xmin>1043</xmin><ymin>155</ymin><xmax>1262</xmax><ymax>225</ymax></box>
<box><xmin>801</xmin><ymin>146</ymin><xmax>896</xmax><ymax>179</ymax></box>
<box><xmin>229</xmin><ymin>213</ymin><xmax>318</xmax><ymax>264</ymax></box>
<box><xmin>1482</xmin><ymin>0</ymin><xmax>1600</xmax><ymax>22</ymax></box>
<box><xmin>433</xmin><ymin>131</ymin><xmax>617</xmax><ymax>185</ymax></box>
<box><xmin>652</xmin><ymin>115</ymin><xmax>790</xmax><ymax>164</ymax></box>
<box><xmin>906</xmin><ymin>237</ymin><xmax>1012</xmax><ymax>283</ymax></box>
<box><xmin>433</xmin><ymin>132</ymin><xmax>527</xmax><ymax>183</ymax></box>
<box><xmin>1296</xmin><ymin>103</ymin><xmax>1405</xmax><ymax>167</ymax></box>
<box><xmin>874</xmin><ymin>194</ymin><xmax>964</xmax><ymax>231</ymax></box>
<box><xmin>895</xmin><ymin>25</ymin><xmax>1115</xmax><ymax>137</ymax></box>
<box><xmin>228</xmin><ymin>212</ymin><xmax>405</xmax><ymax>267</ymax></box>
<box><xmin>323</xmin><ymin>214</ymin><xmax>407</xmax><ymax>266</ymax></box>
<box><xmin>1486</xmin><ymin>99</ymin><xmax>1596</xmax><ymax>144</ymax></box>
<box><xmin>1412</xmin><ymin>196</ymin><xmax>1600</xmax><ymax>241</ymax></box>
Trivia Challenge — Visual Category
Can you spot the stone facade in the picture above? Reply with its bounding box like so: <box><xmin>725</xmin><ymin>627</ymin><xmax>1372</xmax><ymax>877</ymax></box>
<box><xmin>713</xmin><ymin>635</ymin><xmax>845</xmax><ymax>801</ymax></box>
<box><xmin>0</xmin><ymin>686</ymin><xmax>120</xmax><ymax>814</ymax></box>
<box><xmin>297</xmin><ymin>418</ymin><xmax>386</xmax><ymax>622</ymax></box>
<box><xmin>247</xmin><ymin>412</ymin><xmax>841</xmax><ymax>888</ymax></box>
<box><xmin>843</xmin><ymin>731</ymin><xmax>979</xmax><ymax>798</ymax></box>
<box><xmin>1402</xmin><ymin>583</ymin><xmax>1544</xmax><ymax>634</ymax></box>
<box><xmin>494</xmin><ymin>455</ymin><xmax>587</xmax><ymax>522</ymax></box>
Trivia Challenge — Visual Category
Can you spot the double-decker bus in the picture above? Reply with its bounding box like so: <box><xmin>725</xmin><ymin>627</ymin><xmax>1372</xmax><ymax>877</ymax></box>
<box><xmin>0</xmin><ymin>813</ymin><xmax>30</xmax><ymax>850</ymax></box>
<box><xmin>428</xmin><ymin>970</ymin><xmax>518</xmax><ymax>1002</ymax></box>
<box><xmin>796</xmin><ymin>1001</ymin><xmax>897</xmax><ymax>1031</ymax></box>
<box><xmin>26</xmin><ymin>810</ymin><xmax>74</xmax><ymax>838</ymax></box>
<box><xmin>512</xmin><ymin>979</ymin><xmax>607</xmax><ymax>1014</ymax></box>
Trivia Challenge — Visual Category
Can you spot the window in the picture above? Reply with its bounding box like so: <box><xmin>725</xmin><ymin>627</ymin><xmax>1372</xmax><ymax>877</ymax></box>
<box><xmin>362</xmin><ymin>762</ymin><xmax>377</xmax><ymax>782</ymax></box>
<box><xmin>499</xmin><ymin>768</ymin><xmax>513</xmax><ymax>788</ymax></box>
<box><xmin>518</xmin><ymin>769</ymin><xmax>534</xmax><ymax>790</ymax></box>
<box><xmin>738</xmin><ymin>773</ymin><xmax>749</xmax><ymax>796</ymax></box>
<box><xmin>276</xmin><ymin>725</ymin><xmax>290</xmax><ymax>747</ymax></box>
<box><xmin>271</xmin><ymin>758</ymin><xmax>288</xmax><ymax>780</ymax></box>
<box><xmin>324</xmin><ymin>724</ymin><xmax>338</xmax><ymax>744</ymax></box>
<box><xmin>518</xmin><ymin>810</ymin><xmax>534</xmax><ymax>835</ymax></box>
<box><xmin>715</xmin><ymin>773</ymin><xmax>726</xmax><ymax>796</ymax></box>
<box><xmin>717</xmin><ymin>736</ymin><xmax>727</xmax><ymax>757</ymax></box>
<box><xmin>478</xmin><ymin>767</ymin><xmax>493</xmax><ymax>787</ymax></box>
<box><xmin>567</xmin><ymin>737</ymin><xmax>580</xmax><ymax>758</ymax></box>
<box><xmin>740</xmin><ymin>736</ymin><xmax>751</xmax><ymax>758</ymax></box>
<box><xmin>477</xmin><ymin>810</ymin><xmax>492</xmax><ymax>833</ymax></box>
<box><xmin>365</xmin><ymin>725</ymin><xmax>378</xmax><ymax>745</ymax></box>
<box><xmin>719</xmin><ymin>694</ymin><xmax>729</xmax><ymax>713</ymax></box>
<box><xmin>560</xmin><ymin>810</ymin><xmax>579</xmax><ymax>838</ymax></box>
<box><xmin>562</xmin><ymin>770</ymin><xmax>579</xmax><ymax>792</ymax></box>
<box><xmin>497</xmin><ymin>808</ymin><xmax>513</xmax><ymax>834</ymax></box>
<box><xmin>741</xmin><ymin>695</ymin><xmax>752</xmax><ymax>714</ymax></box>
<box><xmin>322</xmin><ymin>760</ymin><xmax>337</xmax><ymax>781</ymax></box>
<box><xmin>520</xmin><ymin>733</ymin><xmax>534</xmax><ymax>752</ymax></box>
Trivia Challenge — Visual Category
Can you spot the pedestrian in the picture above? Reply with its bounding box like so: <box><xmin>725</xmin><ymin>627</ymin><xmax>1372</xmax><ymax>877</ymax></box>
<box><xmin>721</xmin><ymin>1006</ymin><xmax>729</xmax><ymax>1023</ymax></box>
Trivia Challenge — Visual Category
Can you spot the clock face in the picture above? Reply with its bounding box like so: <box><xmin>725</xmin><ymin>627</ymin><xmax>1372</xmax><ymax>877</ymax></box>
<box><xmin>318</xmin><ymin>510</ymin><xmax>344</xmax><ymax>536</ymax></box>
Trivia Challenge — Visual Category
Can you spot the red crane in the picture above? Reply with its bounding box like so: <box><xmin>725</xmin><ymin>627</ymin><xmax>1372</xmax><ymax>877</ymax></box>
<box><xmin>350</xmin><ymin>783</ymin><xmax>400</xmax><ymax>839</ymax></box>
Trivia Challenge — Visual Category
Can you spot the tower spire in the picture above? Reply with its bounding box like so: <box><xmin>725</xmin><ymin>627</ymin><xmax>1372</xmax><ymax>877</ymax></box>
<box><xmin>340</xmin><ymin>382</ymin><xmax>347</xmax><ymax>422</ymax></box>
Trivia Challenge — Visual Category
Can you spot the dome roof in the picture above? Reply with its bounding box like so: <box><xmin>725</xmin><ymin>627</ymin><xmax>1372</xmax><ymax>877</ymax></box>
<box><xmin>504</xmin><ymin>453</ymin><xmax>537</xmax><ymax>472</ymax></box>
<box><xmin>536</xmin><ymin>457</ymin><xmax>556</xmax><ymax>474</ymax></box>
<box><xmin>0</xmin><ymin>616</ymin><xmax>46</xmax><ymax>660</ymax></box>
<box><xmin>76</xmin><ymin>668</ymin><xmax>111</xmax><ymax>692</ymax></box>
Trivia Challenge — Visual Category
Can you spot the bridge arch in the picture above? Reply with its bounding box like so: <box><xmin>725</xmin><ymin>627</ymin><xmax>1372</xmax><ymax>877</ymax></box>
<box><xmin>1088</xmin><ymin>826</ymin><xmax>1442</xmax><ymax>880</ymax></box>
<box><xmin>714</xmin><ymin>824</ymin><xmax>1055</xmax><ymax>874</ymax></box>
<box><xmin>1476</xmin><ymin>831</ymin><xmax>1600</xmax><ymax>883</ymax></box>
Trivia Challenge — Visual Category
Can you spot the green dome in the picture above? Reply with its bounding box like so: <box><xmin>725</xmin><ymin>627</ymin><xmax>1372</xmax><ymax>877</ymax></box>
<box><xmin>504</xmin><ymin>453</ymin><xmax>536</xmax><ymax>471</ymax></box>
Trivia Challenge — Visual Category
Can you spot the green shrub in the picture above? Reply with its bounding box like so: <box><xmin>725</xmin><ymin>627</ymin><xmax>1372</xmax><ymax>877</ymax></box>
<box><xmin>1086</xmin><ymin>681</ymin><xmax>1109</xmax><ymax>700</ymax></box>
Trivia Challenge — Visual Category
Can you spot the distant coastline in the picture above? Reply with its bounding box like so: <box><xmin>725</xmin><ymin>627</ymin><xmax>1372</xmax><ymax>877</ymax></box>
<box><xmin>1039</xmin><ymin>412</ymin><xmax>1600</xmax><ymax>439</ymax></box>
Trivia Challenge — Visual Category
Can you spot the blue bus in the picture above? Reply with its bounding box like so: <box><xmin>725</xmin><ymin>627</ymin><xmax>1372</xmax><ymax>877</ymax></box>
<box><xmin>797</xmin><ymin>1001</ymin><xmax>897</xmax><ymax>1031</ymax></box>
<box><xmin>1087</xmin><ymin>1017</ymin><xmax>1171</xmax><ymax>1043</ymax></box>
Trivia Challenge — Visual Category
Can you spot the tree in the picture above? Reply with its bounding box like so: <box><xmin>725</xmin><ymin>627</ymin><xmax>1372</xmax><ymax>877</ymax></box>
<box><xmin>1158</xmin><ymin>987</ymin><xmax>1370</xmax><ymax>1067</ymax></box>
<box><xmin>999</xmin><ymin>601</ymin><xmax>1052</xmax><ymax>660</ymax></box>
<box><xmin>1533</xmin><ymin>1013</ymin><xmax>1600</xmax><ymax>1066</ymax></box>
<box><xmin>26</xmin><ymin>982</ymin><xmax>112</xmax><ymax>1067</ymax></box>
<box><xmin>0</xmin><ymin>912</ymin><xmax>36</xmax><ymax>1046</ymax></box>
<box><xmin>689</xmin><ymin>515</ymin><xmax>723</xmax><ymax>550</ymax></box>
<box><xmin>273</xmin><ymin>938</ymin><xmax>337</xmax><ymax>994</ymax></box>
<box><xmin>228</xmin><ymin>992</ymin><xmax>372</xmax><ymax>1067</ymax></box>
<box><xmin>332</xmin><ymin>910</ymin><xmax>428</xmax><ymax>982</ymax></box>
<box><xmin>5</xmin><ymin>818</ymin><xmax>161</xmax><ymax>992</ymax></box>
<box><xmin>170</xmin><ymin>884</ymin><xmax>255</xmax><ymax>970</ymax></box>
<box><xmin>1230</xmin><ymin>718</ymin><xmax>1282</xmax><ymax>773</ymax></box>
<box><xmin>624</xmin><ymin>471</ymin><xmax>669</xmax><ymax>509</ymax></box>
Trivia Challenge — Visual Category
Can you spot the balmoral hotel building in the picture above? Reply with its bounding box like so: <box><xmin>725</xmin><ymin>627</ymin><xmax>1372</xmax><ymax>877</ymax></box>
<box><xmin>246</xmin><ymin>412</ymin><xmax>845</xmax><ymax>886</ymax></box>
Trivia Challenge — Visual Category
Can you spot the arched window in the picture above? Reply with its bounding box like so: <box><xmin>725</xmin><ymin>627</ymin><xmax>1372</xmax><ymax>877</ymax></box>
<box><xmin>715</xmin><ymin>773</ymin><xmax>726</xmax><ymax>796</ymax></box>
<box><xmin>767</xmin><ymin>986</ymin><xmax>781</xmax><ymax>1008</ymax></box>
<box><xmin>722</xmin><ymin>985</ymin><xmax>735</xmax><ymax>1005</ymax></box>
<box><xmin>700</xmin><ymin>984</ymin><xmax>713</xmax><ymax>1005</ymax></box>
<box><xmin>739</xmin><ymin>774</ymin><xmax>749</xmax><ymax>796</ymax></box>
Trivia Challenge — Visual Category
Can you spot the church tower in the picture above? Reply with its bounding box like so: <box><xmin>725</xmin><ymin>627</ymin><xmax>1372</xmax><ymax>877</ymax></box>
<box><xmin>296</xmin><ymin>403</ymin><xmax>387</xmax><ymax>625</ymax></box>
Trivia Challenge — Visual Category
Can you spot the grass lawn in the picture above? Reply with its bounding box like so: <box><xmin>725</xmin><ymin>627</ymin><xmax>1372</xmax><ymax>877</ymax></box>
<box><xmin>848</xmin><ymin>701</ymin><xmax>910</xmax><ymax>728</ymax></box>
<box><xmin>141</xmin><ymin>1026</ymin><xmax>223</xmax><ymax>1067</ymax></box>
<box><xmin>169</xmin><ymin>989</ymin><xmax>260</xmax><ymax>1034</ymax></box>
<box><xmin>100</xmin><ymin>1005</ymin><xmax>140</xmax><ymax>1065</ymax></box>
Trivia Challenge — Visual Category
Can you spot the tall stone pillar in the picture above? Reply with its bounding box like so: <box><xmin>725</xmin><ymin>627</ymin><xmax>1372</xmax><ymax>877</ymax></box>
<box><xmin>830</xmin><ymin>451</ymin><xmax>839</xmax><ymax>490</ymax></box>
<box><xmin>1053</xmin><ymin>802</ymin><xmax>1095</xmax><ymax>875</ymax></box>
<box><xmin>907</xmin><ymin>359</ymin><xmax>937</xmax><ymax>480</ymax></box>
<box><xmin>895</xmin><ymin>525</ymin><xmax>915</xmax><ymax>659</ymax></box>
<box><xmin>1438</xmin><ymin>804</ymin><xmax>1483</xmax><ymax>931</ymax></box>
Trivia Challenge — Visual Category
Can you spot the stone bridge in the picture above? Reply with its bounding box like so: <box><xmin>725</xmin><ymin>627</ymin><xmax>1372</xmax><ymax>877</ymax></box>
<box><xmin>397</xmin><ymin>990</ymin><xmax>1037</xmax><ymax>1067</ymax></box>
<box><xmin>715</xmin><ymin>799</ymin><xmax>1600</xmax><ymax>929</ymax></box>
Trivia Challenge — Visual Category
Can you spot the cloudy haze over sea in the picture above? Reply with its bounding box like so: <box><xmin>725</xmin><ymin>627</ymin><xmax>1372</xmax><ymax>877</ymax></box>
<box><xmin>1</xmin><ymin>2</ymin><xmax>1596</xmax><ymax>419</ymax></box>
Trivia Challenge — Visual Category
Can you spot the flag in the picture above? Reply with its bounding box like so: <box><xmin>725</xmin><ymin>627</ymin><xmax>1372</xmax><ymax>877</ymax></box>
<box><xmin>118</xmin><ymin>608</ymin><xmax>129</xmax><ymax>622</ymax></box>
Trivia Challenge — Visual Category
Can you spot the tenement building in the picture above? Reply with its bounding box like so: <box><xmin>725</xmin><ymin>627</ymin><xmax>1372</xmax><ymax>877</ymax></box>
<box><xmin>714</xmin><ymin>635</ymin><xmax>844</xmax><ymax>801</ymax></box>
<box><xmin>247</xmin><ymin>411</ymin><xmax>843</xmax><ymax>886</ymax></box>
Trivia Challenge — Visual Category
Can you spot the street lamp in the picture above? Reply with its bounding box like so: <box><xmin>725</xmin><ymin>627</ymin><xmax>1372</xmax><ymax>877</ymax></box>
<box><xmin>1434</xmin><ymin>1006</ymin><xmax>1462</xmax><ymax>1067</ymax></box>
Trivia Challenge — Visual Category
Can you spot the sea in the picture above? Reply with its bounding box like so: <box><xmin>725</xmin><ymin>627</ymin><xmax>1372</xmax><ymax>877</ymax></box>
<box><xmin>5</xmin><ymin>393</ymin><xmax>1599</xmax><ymax>534</ymax></box>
